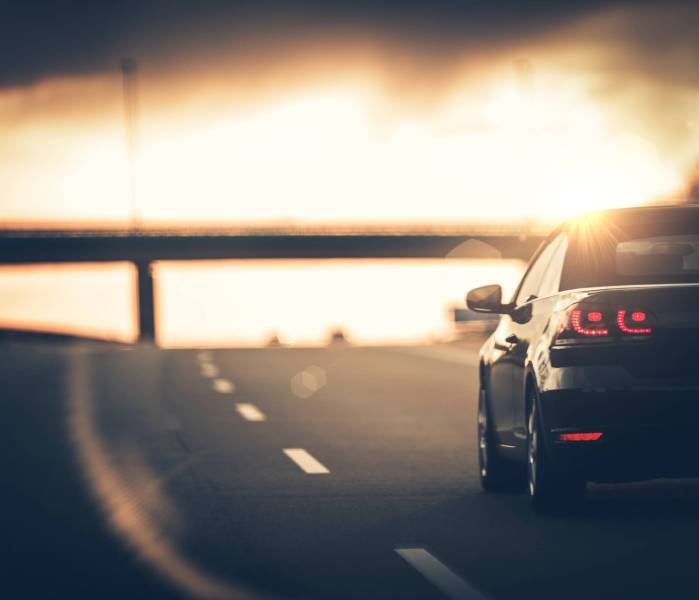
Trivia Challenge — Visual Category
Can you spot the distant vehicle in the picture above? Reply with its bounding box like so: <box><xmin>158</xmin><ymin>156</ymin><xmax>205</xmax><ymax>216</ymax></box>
<box><xmin>451</xmin><ymin>306</ymin><xmax>499</xmax><ymax>337</ymax></box>
<box><xmin>327</xmin><ymin>328</ymin><xmax>349</xmax><ymax>345</ymax></box>
<box><xmin>467</xmin><ymin>206</ymin><xmax>699</xmax><ymax>513</ymax></box>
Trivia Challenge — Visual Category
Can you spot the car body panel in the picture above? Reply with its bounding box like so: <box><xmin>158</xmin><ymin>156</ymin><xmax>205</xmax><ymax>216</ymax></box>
<box><xmin>476</xmin><ymin>207</ymin><xmax>699</xmax><ymax>483</ymax></box>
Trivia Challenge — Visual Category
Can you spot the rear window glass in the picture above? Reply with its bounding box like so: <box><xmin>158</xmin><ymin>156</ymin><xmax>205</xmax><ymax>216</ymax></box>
<box><xmin>617</xmin><ymin>235</ymin><xmax>699</xmax><ymax>277</ymax></box>
<box><xmin>560</xmin><ymin>210</ymin><xmax>699</xmax><ymax>290</ymax></box>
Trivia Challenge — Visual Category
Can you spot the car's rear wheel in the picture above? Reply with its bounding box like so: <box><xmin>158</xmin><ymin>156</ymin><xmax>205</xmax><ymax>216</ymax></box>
<box><xmin>527</xmin><ymin>389</ymin><xmax>586</xmax><ymax>514</ymax></box>
<box><xmin>478</xmin><ymin>388</ymin><xmax>524</xmax><ymax>492</ymax></box>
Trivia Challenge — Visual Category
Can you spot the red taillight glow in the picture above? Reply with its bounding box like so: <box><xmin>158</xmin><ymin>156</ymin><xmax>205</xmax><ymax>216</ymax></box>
<box><xmin>554</xmin><ymin>304</ymin><xmax>655</xmax><ymax>346</ymax></box>
<box><xmin>570</xmin><ymin>309</ymin><xmax>609</xmax><ymax>336</ymax></box>
<box><xmin>558</xmin><ymin>432</ymin><xmax>603</xmax><ymax>442</ymax></box>
<box><xmin>616</xmin><ymin>309</ymin><xmax>652</xmax><ymax>335</ymax></box>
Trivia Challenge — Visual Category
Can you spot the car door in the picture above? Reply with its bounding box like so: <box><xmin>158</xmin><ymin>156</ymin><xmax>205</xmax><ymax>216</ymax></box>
<box><xmin>487</xmin><ymin>314</ymin><xmax>517</xmax><ymax>438</ymax></box>
<box><xmin>487</xmin><ymin>238</ymin><xmax>557</xmax><ymax>442</ymax></box>
<box><xmin>508</xmin><ymin>234</ymin><xmax>568</xmax><ymax>442</ymax></box>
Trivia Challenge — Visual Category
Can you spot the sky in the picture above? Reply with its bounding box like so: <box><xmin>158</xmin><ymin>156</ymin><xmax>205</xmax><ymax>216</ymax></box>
<box><xmin>2</xmin><ymin>0</ymin><xmax>699</xmax><ymax>227</ymax></box>
<box><xmin>0</xmin><ymin>0</ymin><xmax>645</xmax><ymax>87</ymax></box>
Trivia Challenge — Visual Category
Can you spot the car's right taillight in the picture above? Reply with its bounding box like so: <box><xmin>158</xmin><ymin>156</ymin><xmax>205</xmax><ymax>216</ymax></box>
<box><xmin>616</xmin><ymin>309</ymin><xmax>654</xmax><ymax>336</ymax></box>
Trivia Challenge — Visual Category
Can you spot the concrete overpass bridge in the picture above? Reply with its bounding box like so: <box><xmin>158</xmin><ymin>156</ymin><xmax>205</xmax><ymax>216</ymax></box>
<box><xmin>0</xmin><ymin>225</ymin><xmax>546</xmax><ymax>341</ymax></box>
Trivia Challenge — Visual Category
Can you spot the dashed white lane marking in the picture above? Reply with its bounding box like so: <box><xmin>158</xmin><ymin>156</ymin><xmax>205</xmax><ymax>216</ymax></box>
<box><xmin>235</xmin><ymin>403</ymin><xmax>266</xmax><ymax>422</ymax></box>
<box><xmin>200</xmin><ymin>362</ymin><xmax>219</xmax><ymax>378</ymax></box>
<box><xmin>283</xmin><ymin>449</ymin><xmax>330</xmax><ymax>474</ymax></box>
<box><xmin>197</xmin><ymin>350</ymin><xmax>212</xmax><ymax>363</ymax></box>
<box><xmin>395</xmin><ymin>548</ymin><xmax>486</xmax><ymax>600</ymax></box>
<box><xmin>213</xmin><ymin>378</ymin><xmax>235</xmax><ymax>394</ymax></box>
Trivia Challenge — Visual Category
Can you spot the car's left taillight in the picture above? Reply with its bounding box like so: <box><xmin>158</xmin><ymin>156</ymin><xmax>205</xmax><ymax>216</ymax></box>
<box><xmin>553</xmin><ymin>304</ymin><xmax>612</xmax><ymax>345</ymax></box>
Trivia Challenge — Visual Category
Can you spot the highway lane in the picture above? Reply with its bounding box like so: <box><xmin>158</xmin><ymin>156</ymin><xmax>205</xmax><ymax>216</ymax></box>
<box><xmin>3</xmin><ymin>339</ymin><xmax>699</xmax><ymax>599</ymax></box>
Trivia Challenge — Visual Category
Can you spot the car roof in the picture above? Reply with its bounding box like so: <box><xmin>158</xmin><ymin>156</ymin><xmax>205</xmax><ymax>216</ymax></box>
<box><xmin>561</xmin><ymin>204</ymin><xmax>699</xmax><ymax>231</ymax></box>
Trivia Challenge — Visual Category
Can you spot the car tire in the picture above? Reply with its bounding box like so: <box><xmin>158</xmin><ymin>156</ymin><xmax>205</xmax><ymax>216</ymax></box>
<box><xmin>478</xmin><ymin>388</ymin><xmax>524</xmax><ymax>492</ymax></box>
<box><xmin>527</xmin><ymin>388</ymin><xmax>586</xmax><ymax>514</ymax></box>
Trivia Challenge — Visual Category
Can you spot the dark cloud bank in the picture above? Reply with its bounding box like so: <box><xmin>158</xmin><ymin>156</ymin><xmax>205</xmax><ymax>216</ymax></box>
<box><xmin>0</xmin><ymin>0</ymin><xmax>670</xmax><ymax>88</ymax></box>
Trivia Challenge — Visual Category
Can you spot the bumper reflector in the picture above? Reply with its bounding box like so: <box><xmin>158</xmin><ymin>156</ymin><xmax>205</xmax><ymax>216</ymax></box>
<box><xmin>557</xmin><ymin>432</ymin><xmax>603</xmax><ymax>442</ymax></box>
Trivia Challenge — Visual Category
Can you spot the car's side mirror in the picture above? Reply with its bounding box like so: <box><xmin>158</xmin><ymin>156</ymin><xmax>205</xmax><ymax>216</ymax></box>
<box><xmin>466</xmin><ymin>284</ymin><xmax>510</xmax><ymax>314</ymax></box>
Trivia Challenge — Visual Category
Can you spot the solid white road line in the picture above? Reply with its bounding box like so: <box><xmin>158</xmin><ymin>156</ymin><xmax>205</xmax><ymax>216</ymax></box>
<box><xmin>393</xmin><ymin>346</ymin><xmax>479</xmax><ymax>367</ymax></box>
<box><xmin>213</xmin><ymin>378</ymin><xmax>235</xmax><ymax>394</ymax></box>
<box><xmin>283</xmin><ymin>449</ymin><xmax>330</xmax><ymax>474</ymax></box>
<box><xmin>395</xmin><ymin>548</ymin><xmax>486</xmax><ymax>600</ymax></box>
<box><xmin>235</xmin><ymin>403</ymin><xmax>266</xmax><ymax>422</ymax></box>
<box><xmin>200</xmin><ymin>362</ymin><xmax>219</xmax><ymax>378</ymax></box>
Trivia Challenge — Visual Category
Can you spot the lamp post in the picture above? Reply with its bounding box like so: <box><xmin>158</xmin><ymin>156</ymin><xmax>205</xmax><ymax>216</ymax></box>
<box><xmin>121</xmin><ymin>57</ymin><xmax>140</xmax><ymax>229</ymax></box>
<box><xmin>121</xmin><ymin>58</ymin><xmax>154</xmax><ymax>341</ymax></box>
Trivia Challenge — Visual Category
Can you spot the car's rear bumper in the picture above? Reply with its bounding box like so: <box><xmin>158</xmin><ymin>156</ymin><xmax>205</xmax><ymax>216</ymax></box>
<box><xmin>539</xmin><ymin>388</ymin><xmax>699</xmax><ymax>483</ymax></box>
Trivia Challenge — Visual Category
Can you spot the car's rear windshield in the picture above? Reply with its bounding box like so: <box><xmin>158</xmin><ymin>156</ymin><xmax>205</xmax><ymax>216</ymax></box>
<box><xmin>560</xmin><ymin>209</ymin><xmax>699</xmax><ymax>290</ymax></box>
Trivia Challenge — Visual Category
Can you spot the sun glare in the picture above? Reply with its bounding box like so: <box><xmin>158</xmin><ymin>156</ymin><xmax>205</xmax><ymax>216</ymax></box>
<box><xmin>128</xmin><ymin>79</ymin><xmax>679</xmax><ymax>225</ymax></box>
<box><xmin>0</xmin><ymin>69</ymin><xmax>685</xmax><ymax>226</ymax></box>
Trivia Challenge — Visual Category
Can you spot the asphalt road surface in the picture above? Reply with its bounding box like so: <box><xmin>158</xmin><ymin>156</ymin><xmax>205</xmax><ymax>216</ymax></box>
<box><xmin>4</xmin><ymin>339</ymin><xmax>699</xmax><ymax>599</ymax></box>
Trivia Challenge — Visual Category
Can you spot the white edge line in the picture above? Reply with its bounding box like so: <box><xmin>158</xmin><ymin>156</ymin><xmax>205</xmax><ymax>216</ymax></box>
<box><xmin>391</xmin><ymin>347</ymin><xmax>480</xmax><ymax>367</ymax></box>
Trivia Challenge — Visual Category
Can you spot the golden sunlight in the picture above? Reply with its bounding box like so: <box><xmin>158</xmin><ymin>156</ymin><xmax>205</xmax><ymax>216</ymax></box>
<box><xmin>0</xmin><ymin>61</ymin><xmax>685</xmax><ymax>227</ymax></box>
<box><xmin>108</xmin><ymin>79</ymin><xmax>684</xmax><ymax>224</ymax></box>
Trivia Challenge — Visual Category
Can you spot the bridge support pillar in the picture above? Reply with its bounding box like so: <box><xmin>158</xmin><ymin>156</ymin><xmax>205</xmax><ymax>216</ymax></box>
<box><xmin>136</xmin><ymin>261</ymin><xmax>156</xmax><ymax>342</ymax></box>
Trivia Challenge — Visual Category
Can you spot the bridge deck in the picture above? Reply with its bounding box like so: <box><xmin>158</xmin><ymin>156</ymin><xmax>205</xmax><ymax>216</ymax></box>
<box><xmin>0</xmin><ymin>228</ymin><xmax>543</xmax><ymax>340</ymax></box>
<box><xmin>0</xmin><ymin>228</ymin><xmax>544</xmax><ymax>262</ymax></box>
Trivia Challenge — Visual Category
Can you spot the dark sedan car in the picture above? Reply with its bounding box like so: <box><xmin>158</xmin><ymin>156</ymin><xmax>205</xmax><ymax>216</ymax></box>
<box><xmin>467</xmin><ymin>206</ymin><xmax>699</xmax><ymax>513</ymax></box>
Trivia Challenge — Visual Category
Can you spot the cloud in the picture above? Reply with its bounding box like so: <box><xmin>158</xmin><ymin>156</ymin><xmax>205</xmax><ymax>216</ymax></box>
<box><xmin>0</xmin><ymin>0</ymin><xmax>653</xmax><ymax>89</ymax></box>
<box><xmin>3</xmin><ymin>0</ymin><xmax>699</xmax><ymax>223</ymax></box>
<box><xmin>532</xmin><ymin>2</ymin><xmax>699</xmax><ymax>176</ymax></box>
